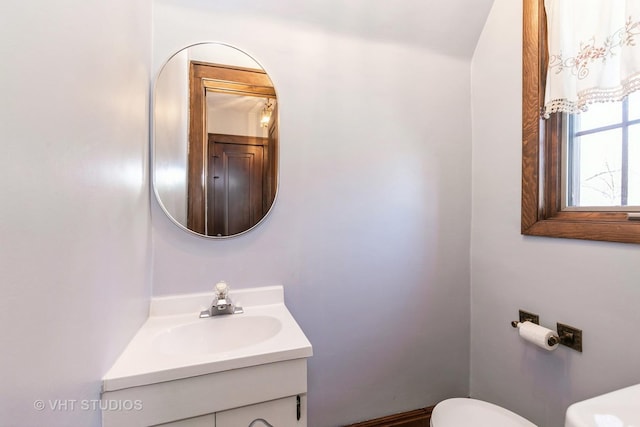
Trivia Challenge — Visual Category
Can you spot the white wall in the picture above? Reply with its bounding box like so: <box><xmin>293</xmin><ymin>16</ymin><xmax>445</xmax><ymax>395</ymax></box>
<box><xmin>470</xmin><ymin>1</ymin><xmax>640</xmax><ymax>426</ymax></box>
<box><xmin>154</xmin><ymin>49</ymin><xmax>189</xmax><ymax>225</ymax></box>
<box><xmin>0</xmin><ymin>2</ymin><xmax>151</xmax><ymax>426</ymax></box>
<box><xmin>151</xmin><ymin>1</ymin><xmax>492</xmax><ymax>425</ymax></box>
<box><xmin>207</xmin><ymin>94</ymin><xmax>266</xmax><ymax>138</ymax></box>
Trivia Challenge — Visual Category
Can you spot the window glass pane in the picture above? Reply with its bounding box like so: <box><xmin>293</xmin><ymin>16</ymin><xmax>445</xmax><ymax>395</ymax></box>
<box><xmin>628</xmin><ymin>126</ymin><xmax>640</xmax><ymax>206</ymax></box>
<box><xmin>575</xmin><ymin>101</ymin><xmax>623</xmax><ymax>131</ymax></box>
<box><xmin>568</xmin><ymin>129</ymin><xmax>622</xmax><ymax>207</ymax></box>
<box><xmin>628</xmin><ymin>91</ymin><xmax>640</xmax><ymax>121</ymax></box>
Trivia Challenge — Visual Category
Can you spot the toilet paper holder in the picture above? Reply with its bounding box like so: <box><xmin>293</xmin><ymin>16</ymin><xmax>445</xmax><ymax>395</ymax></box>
<box><xmin>511</xmin><ymin>320</ymin><xmax>560</xmax><ymax>347</ymax></box>
<box><xmin>510</xmin><ymin>311</ymin><xmax>583</xmax><ymax>352</ymax></box>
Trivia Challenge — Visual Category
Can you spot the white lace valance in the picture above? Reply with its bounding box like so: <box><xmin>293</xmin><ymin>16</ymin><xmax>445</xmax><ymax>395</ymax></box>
<box><xmin>543</xmin><ymin>0</ymin><xmax>640</xmax><ymax>118</ymax></box>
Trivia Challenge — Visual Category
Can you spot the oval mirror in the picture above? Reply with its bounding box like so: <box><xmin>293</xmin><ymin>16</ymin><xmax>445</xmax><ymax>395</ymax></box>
<box><xmin>153</xmin><ymin>42</ymin><xmax>278</xmax><ymax>238</ymax></box>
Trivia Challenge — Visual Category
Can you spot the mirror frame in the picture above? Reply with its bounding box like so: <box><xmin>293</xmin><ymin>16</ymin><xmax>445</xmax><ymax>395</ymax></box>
<box><xmin>151</xmin><ymin>42</ymin><xmax>280</xmax><ymax>239</ymax></box>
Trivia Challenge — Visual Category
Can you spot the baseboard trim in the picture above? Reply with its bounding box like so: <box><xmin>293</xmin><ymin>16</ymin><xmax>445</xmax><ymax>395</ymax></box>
<box><xmin>345</xmin><ymin>406</ymin><xmax>435</xmax><ymax>427</ymax></box>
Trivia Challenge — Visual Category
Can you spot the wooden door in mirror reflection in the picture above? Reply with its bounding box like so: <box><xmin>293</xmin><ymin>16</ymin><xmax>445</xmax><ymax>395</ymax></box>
<box><xmin>207</xmin><ymin>134</ymin><xmax>265</xmax><ymax>236</ymax></box>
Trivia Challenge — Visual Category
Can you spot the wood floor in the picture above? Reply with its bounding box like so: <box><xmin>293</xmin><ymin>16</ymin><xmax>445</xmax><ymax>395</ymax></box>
<box><xmin>345</xmin><ymin>407</ymin><xmax>433</xmax><ymax>427</ymax></box>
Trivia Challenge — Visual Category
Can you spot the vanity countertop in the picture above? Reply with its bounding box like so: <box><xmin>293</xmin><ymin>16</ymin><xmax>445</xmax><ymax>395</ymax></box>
<box><xmin>102</xmin><ymin>286</ymin><xmax>312</xmax><ymax>392</ymax></box>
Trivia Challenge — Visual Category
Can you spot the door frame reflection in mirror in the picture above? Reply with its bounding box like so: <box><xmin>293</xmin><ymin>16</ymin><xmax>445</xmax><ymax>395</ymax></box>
<box><xmin>188</xmin><ymin>61</ymin><xmax>276</xmax><ymax>236</ymax></box>
<box><xmin>152</xmin><ymin>42</ymin><xmax>279</xmax><ymax>239</ymax></box>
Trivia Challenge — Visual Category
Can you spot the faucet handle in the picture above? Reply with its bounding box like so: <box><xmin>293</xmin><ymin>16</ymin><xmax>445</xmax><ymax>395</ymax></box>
<box><xmin>199</xmin><ymin>281</ymin><xmax>243</xmax><ymax>317</ymax></box>
<box><xmin>215</xmin><ymin>281</ymin><xmax>229</xmax><ymax>298</ymax></box>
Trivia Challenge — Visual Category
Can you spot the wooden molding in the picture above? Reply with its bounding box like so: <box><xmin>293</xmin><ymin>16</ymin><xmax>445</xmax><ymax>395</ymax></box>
<box><xmin>208</xmin><ymin>133</ymin><xmax>267</xmax><ymax>147</ymax></box>
<box><xmin>345</xmin><ymin>407</ymin><xmax>434</xmax><ymax>427</ymax></box>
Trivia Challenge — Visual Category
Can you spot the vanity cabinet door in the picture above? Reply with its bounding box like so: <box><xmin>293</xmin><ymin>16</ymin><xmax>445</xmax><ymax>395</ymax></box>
<box><xmin>152</xmin><ymin>413</ymin><xmax>215</xmax><ymax>426</ymax></box>
<box><xmin>216</xmin><ymin>395</ymin><xmax>305</xmax><ymax>427</ymax></box>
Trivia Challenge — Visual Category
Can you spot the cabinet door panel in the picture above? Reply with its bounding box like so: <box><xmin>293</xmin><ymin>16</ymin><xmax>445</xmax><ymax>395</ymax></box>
<box><xmin>152</xmin><ymin>413</ymin><xmax>215</xmax><ymax>427</ymax></box>
<box><xmin>216</xmin><ymin>396</ymin><xmax>305</xmax><ymax>427</ymax></box>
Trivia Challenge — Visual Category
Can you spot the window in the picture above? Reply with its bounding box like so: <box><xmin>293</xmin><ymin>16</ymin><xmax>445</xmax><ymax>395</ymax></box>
<box><xmin>566</xmin><ymin>93</ymin><xmax>640</xmax><ymax>210</ymax></box>
<box><xmin>522</xmin><ymin>0</ymin><xmax>640</xmax><ymax>243</ymax></box>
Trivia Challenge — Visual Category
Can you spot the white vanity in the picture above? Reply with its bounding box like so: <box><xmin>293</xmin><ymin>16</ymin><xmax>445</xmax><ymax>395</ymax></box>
<box><xmin>101</xmin><ymin>286</ymin><xmax>312</xmax><ymax>427</ymax></box>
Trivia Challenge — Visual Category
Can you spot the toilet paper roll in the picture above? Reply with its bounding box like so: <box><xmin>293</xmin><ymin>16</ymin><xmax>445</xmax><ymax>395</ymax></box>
<box><xmin>518</xmin><ymin>321</ymin><xmax>559</xmax><ymax>351</ymax></box>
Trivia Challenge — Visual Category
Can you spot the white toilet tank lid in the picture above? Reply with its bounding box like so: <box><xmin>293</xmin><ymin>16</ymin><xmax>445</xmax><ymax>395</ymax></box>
<box><xmin>431</xmin><ymin>398</ymin><xmax>537</xmax><ymax>427</ymax></box>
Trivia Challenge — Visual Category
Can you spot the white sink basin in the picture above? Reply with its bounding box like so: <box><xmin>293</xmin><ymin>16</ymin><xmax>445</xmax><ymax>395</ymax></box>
<box><xmin>153</xmin><ymin>315</ymin><xmax>282</xmax><ymax>355</ymax></box>
<box><xmin>102</xmin><ymin>286</ymin><xmax>312</xmax><ymax>392</ymax></box>
<box><xmin>565</xmin><ymin>384</ymin><xmax>640</xmax><ymax>427</ymax></box>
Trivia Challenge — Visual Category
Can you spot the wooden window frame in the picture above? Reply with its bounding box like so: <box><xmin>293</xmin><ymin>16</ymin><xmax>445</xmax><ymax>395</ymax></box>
<box><xmin>521</xmin><ymin>0</ymin><xmax>640</xmax><ymax>243</ymax></box>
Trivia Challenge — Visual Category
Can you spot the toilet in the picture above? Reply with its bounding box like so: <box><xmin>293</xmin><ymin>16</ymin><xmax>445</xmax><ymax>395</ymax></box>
<box><xmin>431</xmin><ymin>398</ymin><xmax>537</xmax><ymax>427</ymax></box>
<box><xmin>564</xmin><ymin>383</ymin><xmax>640</xmax><ymax>427</ymax></box>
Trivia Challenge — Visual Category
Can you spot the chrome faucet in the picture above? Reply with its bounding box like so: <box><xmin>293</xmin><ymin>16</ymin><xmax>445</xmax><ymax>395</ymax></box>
<box><xmin>199</xmin><ymin>282</ymin><xmax>243</xmax><ymax>318</ymax></box>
